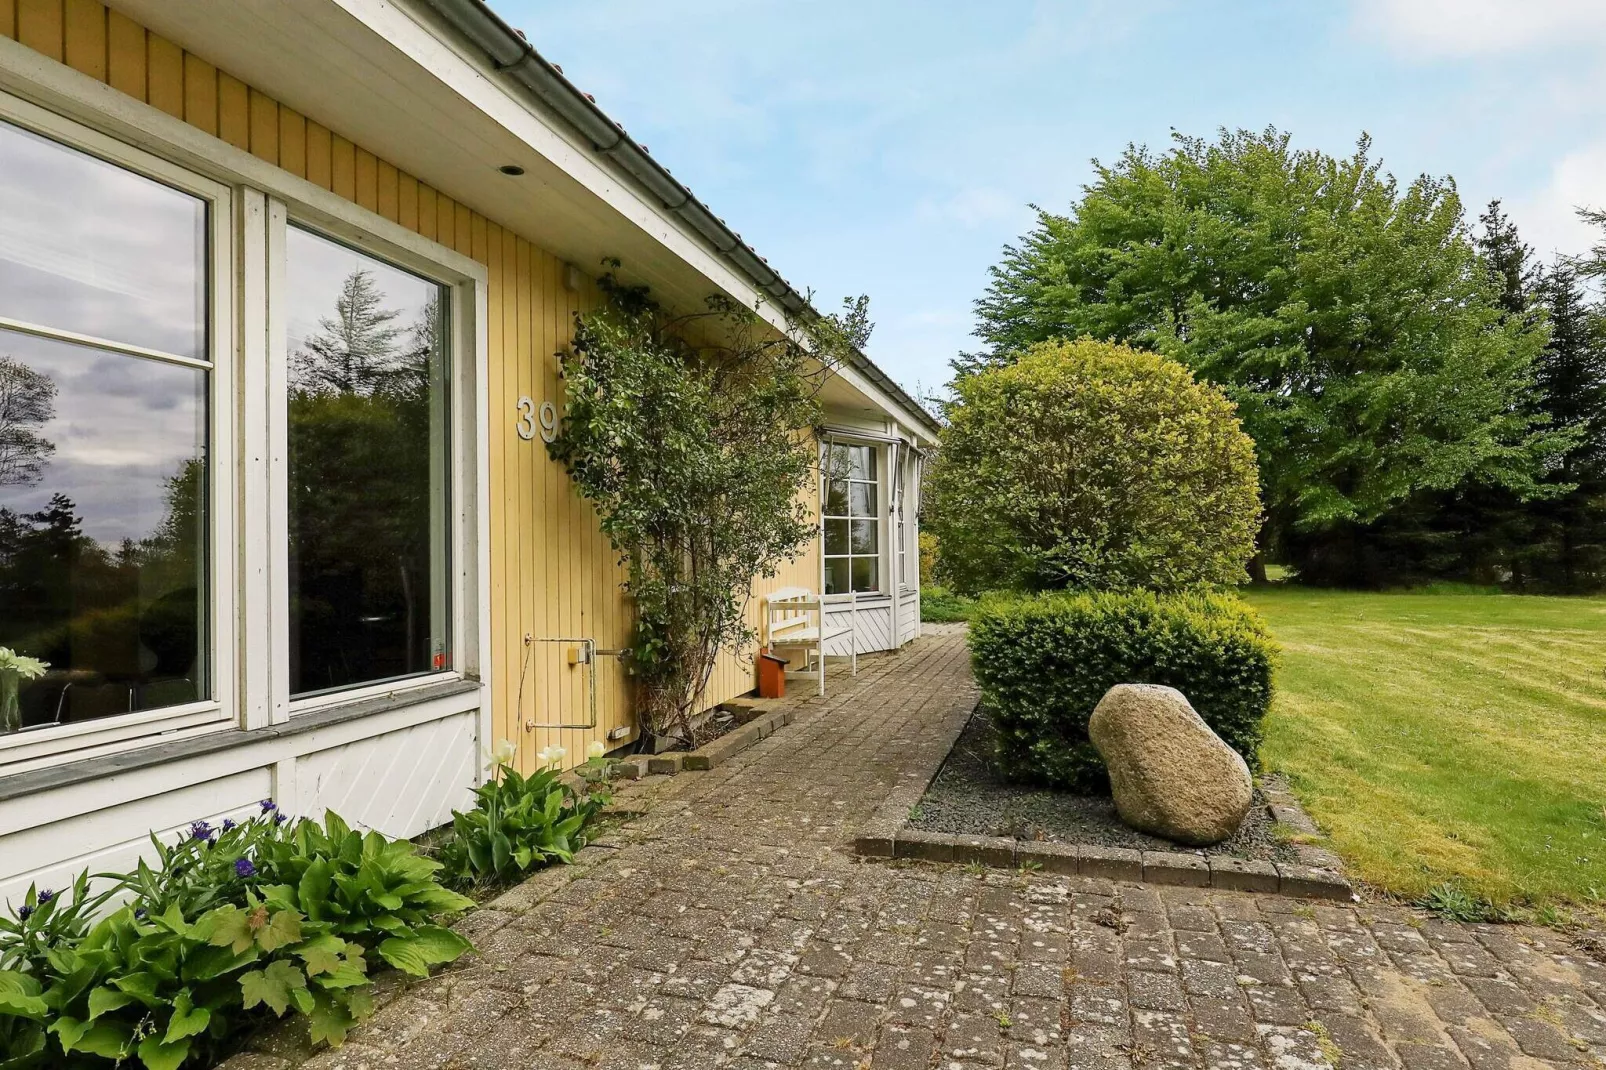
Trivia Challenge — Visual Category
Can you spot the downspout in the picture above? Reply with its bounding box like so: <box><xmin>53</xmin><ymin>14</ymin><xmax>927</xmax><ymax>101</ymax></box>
<box><xmin>415</xmin><ymin>0</ymin><xmax>942</xmax><ymax>437</ymax></box>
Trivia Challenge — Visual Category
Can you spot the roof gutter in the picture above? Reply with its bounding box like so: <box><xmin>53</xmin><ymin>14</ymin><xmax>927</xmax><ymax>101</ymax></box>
<box><xmin>416</xmin><ymin>0</ymin><xmax>941</xmax><ymax>438</ymax></box>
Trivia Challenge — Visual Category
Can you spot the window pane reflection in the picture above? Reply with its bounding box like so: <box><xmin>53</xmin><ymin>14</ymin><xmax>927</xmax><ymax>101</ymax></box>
<box><xmin>287</xmin><ymin>227</ymin><xmax>449</xmax><ymax>696</ymax></box>
<box><xmin>0</xmin><ymin>119</ymin><xmax>207</xmax><ymax>359</ymax></box>
<box><xmin>0</xmin><ymin>330</ymin><xmax>207</xmax><ymax>731</ymax></box>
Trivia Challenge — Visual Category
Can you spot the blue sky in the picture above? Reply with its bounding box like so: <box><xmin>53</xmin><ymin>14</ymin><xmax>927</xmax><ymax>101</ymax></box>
<box><xmin>498</xmin><ymin>0</ymin><xmax>1606</xmax><ymax>398</ymax></box>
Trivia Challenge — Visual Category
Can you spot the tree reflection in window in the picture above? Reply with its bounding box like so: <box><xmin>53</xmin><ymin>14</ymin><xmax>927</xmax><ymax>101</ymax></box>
<box><xmin>0</xmin><ymin>340</ymin><xmax>207</xmax><ymax>731</ymax></box>
<box><xmin>286</xmin><ymin>228</ymin><xmax>449</xmax><ymax>696</ymax></box>
<box><xmin>0</xmin><ymin>118</ymin><xmax>210</xmax><ymax>735</ymax></box>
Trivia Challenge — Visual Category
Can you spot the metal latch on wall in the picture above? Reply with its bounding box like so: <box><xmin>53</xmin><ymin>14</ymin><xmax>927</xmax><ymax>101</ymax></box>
<box><xmin>515</xmin><ymin>635</ymin><xmax>626</xmax><ymax>731</ymax></box>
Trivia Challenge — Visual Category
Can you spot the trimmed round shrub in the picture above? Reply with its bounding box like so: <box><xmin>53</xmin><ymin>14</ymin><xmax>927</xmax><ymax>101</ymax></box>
<box><xmin>970</xmin><ymin>589</ymin><xmax>1277</xmax><ymax>792</ymax></box>
<box><xmin>926</xmin><ymin>338</ymin><xmax>1262</xmax><ymax>595</ymax></box>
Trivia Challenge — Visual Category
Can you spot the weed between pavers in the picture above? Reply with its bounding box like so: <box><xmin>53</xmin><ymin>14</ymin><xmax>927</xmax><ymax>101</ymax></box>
<box><xmin>1115</xmin><ymin>1041</ymin><xmax>1156</xmax><ymax>1064</ymax></box>
<box><xmin>1305</xmin><ymin>1020</ymin><xmax>1344</xmax><ymax>1066</ymax></box>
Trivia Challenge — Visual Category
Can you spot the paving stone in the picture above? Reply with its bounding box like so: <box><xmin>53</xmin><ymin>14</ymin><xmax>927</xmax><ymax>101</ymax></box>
<box><xmin>818</xmin><ymin>998</ymin><xmax>883</xmax><ymax>1046</ymax></box>
<box><xmin>894</xmin><ymin>827</ymin><xmax>955</xmax><ymax>863</ymax></box>
<box><xmin>871</xmin><ymin>1023</ymin><xmax>935</xmax><ymax>1069</ymax></box>
<box><xmin>1079</xmin><ymin>846</ymin><xmax>1143</xmax><ymax>882</ymax></box>
<box><xmin>741</xmin><ymin>1010</ymin><xmax>815</xmax><ymax>1064</ymax></box>
<box><xmin>1394</xmin><ymin>1043</ymin><xmax>1468</xmax><ymax>1070</ymax></box>
<box><xmin>1065</xmin><ymin>1024</ymin><xmax>1136</xmax><ymax>1070</ymax></box>
<box><xmin>226</xmin><ymin>628</ymin><xmax>1606</xmax><ymax>1070</ymax></box>
<box><xmin>1499</xmin><ymin>1013</ymin><xmax>1588</xmax><ymax>1061</ymax></box>
<box><xmin>951</xmin><ymin>835</ymin><xmax>1017</xmax><ymax>868</ymax></box>
<box><xmin>1246</xmin><ymin>981</ymin><xmax>1311</xmax><ymax>1025</ymax></box>
<box><xmin>1311</xmin><ymin>1013</ymin><xmax>1398</xmax><ymax>1070</ymax></box>
<box><xmin>1133</xmin><ymin>1009</ymin><xmax>1197</xmax><ymax>1070</ymax></box>
<box><xmin>1144</xmin><ymin>851</ymin><xmax>1211</xmax><ymax>887</ymax></box>
<box><xmin>1276</xmin><ymin>864</ymin><xmax>1353</xmax><ymax>901</ymax></box>
<box><xmin>1128</xmin><ymin>968</ymin><xmax>1188</xmax><ymax>1012</ymax></box>
<box><xmin>1017</xmin><ymin>839</ymin><xmax>1081</xmax><ymax>875</ymax></box>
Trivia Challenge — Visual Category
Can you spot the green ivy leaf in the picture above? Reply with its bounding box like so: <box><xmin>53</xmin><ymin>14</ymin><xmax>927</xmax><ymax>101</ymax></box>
<box><xmin>306</xmin><ymin>990</ymin><xmax>357</xmax><ymax>1048</ymax></box>
<box><xmin>199</xmin><ymin>905</ymin><xmax>255</xmax><ymax>955</ymax></box>
<box><xmin>256</xmin><ymin>909</ymin><xmax>303</xmax><ymax>953</ymax></box>
<box><xmin>239</xmin><ymin>960</ymin><xmax>308</xmax><ymax>1016</ymax></box>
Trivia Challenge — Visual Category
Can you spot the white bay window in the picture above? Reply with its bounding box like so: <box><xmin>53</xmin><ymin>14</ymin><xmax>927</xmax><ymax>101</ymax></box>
<box><xmin>823</xmin><ymin>441</ymin><xmax>882</xmax><ymax>596</ymax></box>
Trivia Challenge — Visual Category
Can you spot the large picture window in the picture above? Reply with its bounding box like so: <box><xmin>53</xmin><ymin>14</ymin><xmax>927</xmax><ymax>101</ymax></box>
<box><xmin>285</xmin><ymin>227</ymin><xmax>451</xmax><ymax>697</ymax></box>
<box><xmin>824</xmin><ymin>442</ymin><xmax>880</xmax><ymax>595</ymax></box>
<box><xmin>0</xmin><ymin>118</ymin><xmax>210</xmax><ymax>736</ymax></box>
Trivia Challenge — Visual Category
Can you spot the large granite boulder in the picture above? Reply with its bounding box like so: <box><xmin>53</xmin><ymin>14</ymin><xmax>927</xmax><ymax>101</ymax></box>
<box><xmin>1088</xmin><ymin>683</ymin><xmax>1253</xmax><ymax>846</ymax></box>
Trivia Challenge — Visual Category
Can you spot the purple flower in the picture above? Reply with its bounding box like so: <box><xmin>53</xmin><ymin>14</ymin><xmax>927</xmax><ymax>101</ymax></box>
<box><xmin>259</xmin><ymin>799</ymin><xmax>278</xmax><ymax>814</ymax></box>
<box><xmin>134</xmin><ymin>908</ymin><xmax>147</xmax><ymax>920</ymax></box>
<box><xmin>189</xmin><ymin>821</ymin><xmax>214</xmax><ymax>843</ymax></box>
<box><xmin>234</xmin><ymin>858</ymin><xmax>256</xmax><ymax>878</ymax></box>
<box><xmin>272</xmin><ymin>811</ymin><xmax>288</xmax><ymax>825</ymax></box>
<box><xmin>36</xmin><ymin>889</ymin><xmax>55</xmax><ymax>905</ymax></box>
<box><xmin>221</xmin><ymin>818</ymin><xmax>237</xmax><ymax>832</ymax></box>
<box><xmin>17</xmin><ymin>904</ymin><xmax>33</xmax><ymax>922</ymax></box>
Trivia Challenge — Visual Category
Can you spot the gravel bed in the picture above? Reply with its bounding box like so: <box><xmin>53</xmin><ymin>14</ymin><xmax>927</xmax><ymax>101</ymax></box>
<box><xmin>908</xmin><ymin>705</ymin><xmax>1296</xmax><ymax>861</ymax></box>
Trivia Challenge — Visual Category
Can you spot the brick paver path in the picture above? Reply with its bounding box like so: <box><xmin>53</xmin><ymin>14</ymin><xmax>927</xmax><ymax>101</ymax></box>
<box><xmin>300</xmin><ymin>626</ymin><xmax>1606</xmax><ymax>1070</ymax></box>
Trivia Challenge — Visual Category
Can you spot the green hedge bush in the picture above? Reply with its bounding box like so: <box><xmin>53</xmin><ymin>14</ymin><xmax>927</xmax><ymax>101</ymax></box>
<box><xmin>971</xmin><ymin>590</ymin><xmax>1277</xmax><ymax>792</ymax></box>
<box><xmin>924</xmin><ymin>339</ymin><xmax>1263</xmax><ymax>595</ymax></box>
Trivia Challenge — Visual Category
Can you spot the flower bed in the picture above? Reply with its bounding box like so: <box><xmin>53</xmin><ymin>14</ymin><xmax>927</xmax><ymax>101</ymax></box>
<box><xmin>0</xmin><ymin>744</ymin><xmax>607</xmax><ymax>1069</ymax></box>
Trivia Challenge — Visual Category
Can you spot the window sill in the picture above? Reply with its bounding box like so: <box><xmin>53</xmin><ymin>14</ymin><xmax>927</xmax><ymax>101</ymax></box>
<box><xmin>823</xmin><ymin>592</ymin><xmax>893</xmax><ymax>605</ymax></box>
<box><xmin>0</xmin><ymin>677</ymin><xmax>480</xmax><ymax>804</ymax></box>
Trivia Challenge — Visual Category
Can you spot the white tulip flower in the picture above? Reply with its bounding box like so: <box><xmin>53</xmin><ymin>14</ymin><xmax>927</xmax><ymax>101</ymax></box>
<box><xmin>587</xmin><ymin>740</ymin><xmax>606</xmax><ymax>760</ymax></box>
<box><xmin>483</xmin><ymin>737</ymin><xmax>517</xmax><ymax>772</ymax></box>
<box><xmin>548</xmin><ymin>745</ymin><xmax>567</xmax><ymax>764</ymax></box>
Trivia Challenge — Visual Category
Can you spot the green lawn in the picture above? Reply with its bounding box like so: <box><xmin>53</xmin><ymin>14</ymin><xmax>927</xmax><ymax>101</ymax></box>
<box><xmin>1245</xmin><ymin>586</ymin><xmax>1606</xmax><ymax>911</ymax></box>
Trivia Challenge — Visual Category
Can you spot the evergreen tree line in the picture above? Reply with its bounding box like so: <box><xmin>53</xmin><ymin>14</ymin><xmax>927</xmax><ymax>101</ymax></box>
<box><xmin>963</xmin><ymin>128</ymin><xmax>1606</xmax><ymax>592</ymax></box>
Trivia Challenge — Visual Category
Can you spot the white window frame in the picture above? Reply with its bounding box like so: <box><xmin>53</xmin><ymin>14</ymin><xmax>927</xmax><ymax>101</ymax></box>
<box><xmin>0</xmin><ymin>73</ymin><xmax>490</xmax><ymax>774</ymax></box>
<box><xmin>0</xmin><ymin>92</ymin><xmax>238</xmax><ymax>773</ymax></box>
<box><xmin>821</xmin><ymin>436</ymin><xmax>887</xmax><ymax>598</ymax></box>
<box><xmin>271</xmin><ymin>211</ymin><xmax>479</xmax><ymax>720</ymax></box>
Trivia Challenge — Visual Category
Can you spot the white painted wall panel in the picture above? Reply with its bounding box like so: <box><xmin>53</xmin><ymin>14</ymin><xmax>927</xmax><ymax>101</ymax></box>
<box><xmin>897</xmin><ymin>591</ymin><xmax>921</xmax><ymax>647</ymax></box>
<box><xmin>292</xmin><ymin>711</ymin><xmax>477</xmax><ymax>838</ymax></box>
<box><xmin>0</xmin><ymin>706</ymin><xmax>478</xmax><ymax>909</ymax></box>
<box><xmin>0</xmin><ymin>769</ymin><xmax>270</xmax><ymax>907</ymax></box>
<box><xmin>825</xmin><ymin>602</ymin><xmax>894</xmax><ymax>656</ymax></box>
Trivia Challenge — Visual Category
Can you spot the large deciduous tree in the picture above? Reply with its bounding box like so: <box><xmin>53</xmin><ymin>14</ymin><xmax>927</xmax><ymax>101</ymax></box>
<box><xmin>968</xmin><ymin>128</ymin><xmax>1569</xmax><ymax>582</ymax></box>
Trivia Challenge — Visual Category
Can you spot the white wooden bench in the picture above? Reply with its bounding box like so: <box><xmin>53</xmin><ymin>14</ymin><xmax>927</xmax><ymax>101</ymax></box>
<box><xmin>763</xmin><ymin>586</ymin><xmax>856</xmax><ymax>696</ymax></box>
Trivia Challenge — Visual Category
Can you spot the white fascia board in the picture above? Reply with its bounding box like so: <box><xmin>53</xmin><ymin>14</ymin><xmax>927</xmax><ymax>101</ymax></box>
<box><xmin>329</xmin><ymin>0</ymin><xmax>930</xmax><ymax>438</ymax></box>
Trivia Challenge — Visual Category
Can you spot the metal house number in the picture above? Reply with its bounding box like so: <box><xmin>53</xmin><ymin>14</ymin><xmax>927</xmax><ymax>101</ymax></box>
<box><xmin>515</xmin><ymin>396</ymin><xmax>558</xmax><ymax>443</ymax></box>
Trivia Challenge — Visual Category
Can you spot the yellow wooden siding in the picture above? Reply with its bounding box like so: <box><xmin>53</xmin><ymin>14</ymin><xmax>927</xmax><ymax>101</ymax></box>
<box><xmin>1</xmin><ymin>0</ymin><xmax>820</xmax><ymax>773</ymax></box>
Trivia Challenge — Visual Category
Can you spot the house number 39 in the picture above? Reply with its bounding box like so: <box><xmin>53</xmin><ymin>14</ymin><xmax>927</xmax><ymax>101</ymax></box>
<box><xmin>515</xmin><ymin>396</ymin><xmax>558</xmax><ymax>443</ymax></box>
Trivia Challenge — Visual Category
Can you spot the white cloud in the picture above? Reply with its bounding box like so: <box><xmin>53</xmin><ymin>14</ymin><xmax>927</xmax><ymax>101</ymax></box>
<box><xmin>1355</xmin><ymin>0</ymin><xmax>1606</xmax><ymax>57</ymax></box>
<box><xmin>1508</xmin><ymin>143</ymin><xmax>1606</xmax><ymax>261</ymax></box>
<box><xmin>915</xmin><ymin>188</ymin><xmax>1022</xmax><ymax>229</ymax></box>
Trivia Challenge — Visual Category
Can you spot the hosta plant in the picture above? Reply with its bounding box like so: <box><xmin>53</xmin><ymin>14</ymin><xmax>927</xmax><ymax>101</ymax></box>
<box><xmin>0</xmin><ymin>806</ymin><xmax>476</xmax><ymax>1068</ymax></box>
<box><xmin>436</xmin><ymin>749</ymin><xmax>609</xmax><ymax>888</ymax></box>
<box><xmin>246</xmin><ymin>811</ymin><xmax>475</xmax><ymax>977</ymax></box>
<box><xmin>32</xmin><ymin>893</ymin><xmax>368</xmax><ymax>1069</ymax></box>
